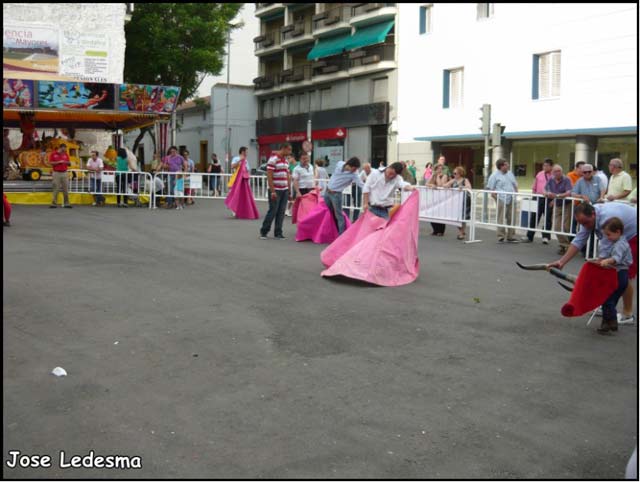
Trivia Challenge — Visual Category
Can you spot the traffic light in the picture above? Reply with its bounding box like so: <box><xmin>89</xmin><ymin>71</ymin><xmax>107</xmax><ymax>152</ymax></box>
<box><xmin>480</xmin><ymin>104</ymin><xmax>491</xmax><ymax>135</ymax></box>
<box><xmin>492</xmin><ymin>123</ymin><xmax>506</xmax><ymax>146</ymax></box>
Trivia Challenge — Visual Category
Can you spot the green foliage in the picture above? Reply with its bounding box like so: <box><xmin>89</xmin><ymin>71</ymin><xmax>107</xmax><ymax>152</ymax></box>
<box><xmin>124</xmin><ymin>3</ymin><xmax>243</xmax><ymax>103</ymax></box>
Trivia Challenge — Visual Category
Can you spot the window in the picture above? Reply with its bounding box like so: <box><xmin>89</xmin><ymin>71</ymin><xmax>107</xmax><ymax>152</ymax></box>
<box><xmin>372</xmin><ymin>77</ymin><xmax>388</xmax><ymax>102</ymax></box>
<box><xmin>443</xmin><ymin>68</ymin><xmax>463</xmax><ymax>109</ymax></box>
<box><xmin>278</xmin><ymin>96</ymin><xmax>285</xmax><ymax>116</ymax></box>
<box><xmin>202</xmin><ymin>109</ymin><xmax>207</xmax><ymax>121</ymax></box>
<box><xmin>320</xmin><ymin>88</ymin><xmax>331</xmax><ymax>110</ymax></box>
<box><xmin>262</xmin><ymin>99</ymin><xmax>272</xmax><ymax>118</ymax></box>
<box><xmin>288</xmin><ymin>94</ymin><xmax>297</xmax><ymax>115</ymax></box>
<box><xmin>419</xmin><ymin>5</ymin><xmax>432</xmax><ymax>34</ymax></box>
<box><xmin>532</xmin><ymin>50</ymin><xmax>561</xmax><ymax>100</ymax></box>
<box><xmin>476</xmin><ymin>3</ymin><xmax>494</xmax><ymax>19</ymax></box>
<box><xmin>298</xmin><ymin>92</ymin><xmax>307</xmax><ymax>113</ymax></box>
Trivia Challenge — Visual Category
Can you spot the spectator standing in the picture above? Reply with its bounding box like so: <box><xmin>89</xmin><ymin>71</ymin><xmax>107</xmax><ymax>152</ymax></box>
<box><xmin>314</xmin><ymin>159</ymin><xmax>329</xmax><ymax>194</ymax></box>
<box><xmin>324</xmin><ymin>157</ymin><xmax>364</xmax><ymax>235</ymax></box>
<box><xmin>544</xmin><ymin>164</ymin><xmax>574</xmax><ymax>254</ymax></box>
<box><xmin>208</xmin><ymin>155</ymin><xmax>223</xmax><ymax>196</ymax></box>
<box><xmin>408</xmin><ymin>160</ymin><xmax>418</xmax><ymax>185</ymax></box>
<box><xmin>86</xmin><ymin>150</ymin><xmax>105</xmax><ymax>206</ymax></box>
<box><xmin>422</xmin><ymin>162</ymin><xmax>433</xmax><ymax>186</ymax></box>
<box><xmin>260</xmin><ymin>143</ymin><xmax>292</xmax><ymax>240</ymax></box>
<box><xmin>549</xmin><ymin>202</ymin><xmax>637</xmax><ymax>325</ymax></box>
<box><xmin>436</xmin><ymin>155</ymin><xmax>452</xmax><ymax>177</ymax></box>
<box><xmin>183</xmin><ymin>149</ymin><xmax>196</xmax><ymax>205</ymax></box>
<box><xmin>427</xmin><ymin>163</ymin><xmax>449</xmax><ymax>236</ymax></box>
<box><xmin>592</xmin><ymin>217</ymin><xmax>633</xmax><ymax>334</ymax></box>
<box><xmin>605</xmin><ymin>158</ymin><xmax>633</xmax><ymax>202</ymax></box>
<box><xmin>525</xmin><ymin>158</ymin><xmax>553</xmax><ymax>244</ymax></box>
<box><xmin>292</xmin><ymin>154</ymin><xmax>314</xmax><ymax>197</ymax></box>
<box><xmin>150</xmin><ymin>152</ymin><xmax>163</xmax><ymax>174</ymax></box>
<box><xmin>285</xmin><ymin>154</ymin><xmax>298</xmax><ymax>217</ymax></box>
<box><xmin>115</xmin><ymin>147</ymin><xmax>130</xmax><ymax>208</ymax></box>
<box><xmin>49</xmin><ymin>144</ymin><xmax>72</xmax><ymax>208</ymax></box>
<box><xmin>174</xmin><ymin>173</ymin><xmax>185</xmax><ymax>210</ymax></box>
<box><xmin>444</xmin><ymin>166</ymin><xmax>472</xmax><ymax>240</ymax></box>
<box><xmin>362</xmin><ymin>162</ymin><xmax>416</xmax><ymax>220</ymax></box>
<box><xmin>594</xmin><ymin>164</ymin><xmax>609</xmax><ymax>193</ymax></box>
<box><xmin>567</xmin><ymin>161</ymin><xmax>585</xmax><ymax>186</ymax></box>
<box><xmin>487</xmin><ymin>159</ymin><xmax>519</xmax><ymax>243</ymax></box>
<box><xmin>162</xmin><ymin>146</ymin><xmax>186</xmax><ymax>209</ymax></box>
<box><xmin>572</xmin><ymin>163</ymin><xmax>605</xmax><ymax>204</ymax></box>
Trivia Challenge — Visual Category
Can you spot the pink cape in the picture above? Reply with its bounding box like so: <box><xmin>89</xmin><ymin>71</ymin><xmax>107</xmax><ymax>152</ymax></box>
<box><xmin>224</xmin><ymin>160</ymin><xmax>259</xmax><ymax>219</ymax></box>
<box><xmin>292</xmin><ymin>189</ymin><xmax>319</xmax><ymax>224</ymax></box>
<box><xmin>561</xmin><ymin>262</ymin><xmax>618</xmax><ymax>317</ymax></box>
<box><xmin>320</xmin><ymin>210</ymin><xmax>387</xmax><ymax>268</ymax></box>
<box><xmin>295</xmin><ymin>197</ymin><xmax>351</xmax><ymax>244</ymax></box>
<box><xmin>321</xmin><ymin>191</ymin><xmax>420</xmax><ymax>287</ymax></box>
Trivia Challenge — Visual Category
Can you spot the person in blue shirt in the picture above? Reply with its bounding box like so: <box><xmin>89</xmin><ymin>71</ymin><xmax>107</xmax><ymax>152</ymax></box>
<box><xmin>486</xmin><ymin>159</ymin><xmax>519</xmax><ymax>242</ymax></box>
<box><xmin>324</xmin><ymin>157</ymin><xmax>364</xmax><ymax>234</ymax></box>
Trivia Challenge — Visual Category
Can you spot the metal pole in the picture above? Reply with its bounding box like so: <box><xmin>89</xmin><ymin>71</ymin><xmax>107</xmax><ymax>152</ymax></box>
<box><xmin>225</xmin><ymin>27</ymin><xmax>231</xmax><ymax>175</ymax></box>
<box><xmin>482</xmin><ymin>133</ymin><xmax>490</xmax><ymax>222</ymax></box>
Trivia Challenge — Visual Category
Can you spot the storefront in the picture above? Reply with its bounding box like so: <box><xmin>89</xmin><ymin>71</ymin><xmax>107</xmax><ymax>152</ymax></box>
<box><xmin>258</xmin><ymin>127</ymin><xmax>347</xmax><ymax>173</ymax></box>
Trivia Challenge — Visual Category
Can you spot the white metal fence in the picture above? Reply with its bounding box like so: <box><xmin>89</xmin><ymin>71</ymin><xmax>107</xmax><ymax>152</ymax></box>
<box><xmin>68</xmin><ymin>169</ymin><xmax>154</xmax><ymax>209</ymax></box>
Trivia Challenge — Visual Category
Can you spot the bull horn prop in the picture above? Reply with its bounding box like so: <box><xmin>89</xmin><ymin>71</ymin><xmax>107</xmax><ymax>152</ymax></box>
<box><xmin>515</xmin><ymin>262</ymin><xmax>578</xmax><ymax>289</ymax></box>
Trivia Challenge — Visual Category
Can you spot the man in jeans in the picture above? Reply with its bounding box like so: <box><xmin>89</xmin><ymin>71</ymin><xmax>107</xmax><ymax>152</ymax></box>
<box><xmin>49</xmin><ymin>144</ymin><xmax>72</xmax><ymax>208</ymax></box>
<box><xmin>86</xmin><ymin>150</ymin><xmax>105</xmax><ymax>206</ymax></box>
<box><xmin>260</xmin><ymin>143</ymin><xmax>292</xmax><ymax>240</ymax></box>
<box><xmin>525</xmin><ymin>158</ymin><xmax>553</xmax><ymax>244</ymax></box>
<box><xmin>324</xmin><ymin>157</ymin><xmax>364</xmax><ymax>234</ymax></box>
<box><xmin>487</xmin><ymin>159</ymin><xmax>518</xmax><ymax>242</ymax></box>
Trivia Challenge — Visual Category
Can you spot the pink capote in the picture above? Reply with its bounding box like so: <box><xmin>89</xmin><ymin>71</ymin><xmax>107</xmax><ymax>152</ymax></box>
<box><xmin>292</xmin><ymin>189</ymin><xmax>319</xmax><ymax>224</ymax></box>
<box><xmin>295</xmin><ymin>197</ymin><xmax>352</xmax><ymax>244</ymax></box>
<box><xmin>224</xmin><ymin>159</ymin><xmax>259</xmax><ymax>219</ymax></box>
<box><xmin>561</xmin><ymin>262</ymin><xmax>618</xmax><ymax>317</ymax></box>
<box><xmin>321</xmin><ymin>190</ymin><xmax>420</xmax><ymax>287</ymax></box>
<box><xmin>320</xmin><ymin>210</ymin><xmax>387</xmax><ymax>267</ymax></box>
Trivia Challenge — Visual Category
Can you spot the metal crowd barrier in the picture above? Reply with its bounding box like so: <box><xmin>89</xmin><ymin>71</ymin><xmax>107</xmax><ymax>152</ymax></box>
<box><xmin>68</xmin><ymin>169</ymin><xmax>154</xmax><ymax>209</ymax></box>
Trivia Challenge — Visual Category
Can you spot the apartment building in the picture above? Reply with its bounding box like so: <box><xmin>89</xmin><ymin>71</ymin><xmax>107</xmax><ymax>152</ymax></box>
<box><xmin>397</xmin><ymin>3</ymin><xmax>637</xmax><ymax>188</ymax></box>
<box><xmin>253</xmin><ymin>3</ymin><xmax>398</xmax><ymax>173</ymax></box>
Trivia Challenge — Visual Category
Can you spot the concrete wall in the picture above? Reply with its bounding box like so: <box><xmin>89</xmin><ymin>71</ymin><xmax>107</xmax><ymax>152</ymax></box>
<box><xmin>3</xmin><ymin>3</ymin><xmax>126</xmax><ymax>84</ymax></box>
<box><xmin>397</xmin><ymin>3</ymin><xmax>638</xmax><ymax>143</ymax></box>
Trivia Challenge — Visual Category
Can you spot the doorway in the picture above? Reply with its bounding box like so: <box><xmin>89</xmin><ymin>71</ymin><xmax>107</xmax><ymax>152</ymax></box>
<box><xmin>199</xmin><ymin>141</ymin><xmax>208</xmax><ymax>172</ymax></box>
<box><xmin>442</xmin><ymin>147</ymin><xmax>475</xmax><ymax>185</ymax></box>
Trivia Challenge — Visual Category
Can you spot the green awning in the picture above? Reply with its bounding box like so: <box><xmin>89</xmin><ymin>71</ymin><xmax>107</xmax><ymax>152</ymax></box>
<box><xmin>346</xmin><ymin>20</ymin><xmax>394</xmax><ymax>51</ymax></box>
<box><xmin>307</xmin><ymin>32</ymin><xmax>351</xmax><ymax>61</ymax></box>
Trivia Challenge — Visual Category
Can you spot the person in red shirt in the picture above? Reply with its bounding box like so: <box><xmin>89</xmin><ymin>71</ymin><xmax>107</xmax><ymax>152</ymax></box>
<box><xmin>49</xmin><ymin>144</ymin><xmax>72</xmax><ymax>208</ymax></box>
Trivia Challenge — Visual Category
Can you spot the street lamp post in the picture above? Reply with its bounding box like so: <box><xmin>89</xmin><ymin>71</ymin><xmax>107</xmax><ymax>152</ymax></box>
<box><xmin>224</xmin><ymin>19</ymin><xmax>245</xmax><ymax>175</ymax></box>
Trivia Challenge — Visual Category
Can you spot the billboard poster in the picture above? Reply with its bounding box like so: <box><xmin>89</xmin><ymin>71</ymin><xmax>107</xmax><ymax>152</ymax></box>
<box><xmin>314</xmin><ymin>143</ymin><xmax>344</xmax><ymax>175</ymax></box>
<box><xmin>3</xmin><ymin>25</ymin><xmax>60</xmax><ymax>77</ymax></box>
<box><xmin>3</xmin><ymin>78</ymin><xmax>35</xmax><ymax>108</ymax></box>
<box><xmin>119</xmin><ymin>84</ymin><xmax>180</xmax><ymax>113</ymax></box>
<box><xmin>60</xmin><ymin>31</ymin><xmax>109</xmax><ymax>82</ymax></box>
<box><xmin>37</xmin><ymin>81</ymin><xmax>115</xmax><ymax>110</ymax></box>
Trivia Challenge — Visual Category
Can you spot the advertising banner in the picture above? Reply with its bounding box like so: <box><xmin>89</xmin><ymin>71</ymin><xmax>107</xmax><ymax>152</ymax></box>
<box><xmin>37</xmin><ymin>81</ymin><xmax>115</xmax><ymax>110</ymax></box>
<box><xmin>3</xmin><ymin>78</ymin><xmax>35</xmax><ymax>109</ymax></box>
<box><xmin>60</xmin><ymin>31</ymin><xmax>109</xmax><ymax>82</ymax></box>
<box><xmin>3</xmin><ymin>25</ymin><xmax>60</xmax><ymax>77</ymax></box>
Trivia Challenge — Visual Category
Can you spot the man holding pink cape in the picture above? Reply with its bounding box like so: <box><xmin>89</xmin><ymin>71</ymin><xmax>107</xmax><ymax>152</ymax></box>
<box><xmin>224</xmin><ymin>147</ymin><xmax>260</xmax><ymax>219</ymax></box>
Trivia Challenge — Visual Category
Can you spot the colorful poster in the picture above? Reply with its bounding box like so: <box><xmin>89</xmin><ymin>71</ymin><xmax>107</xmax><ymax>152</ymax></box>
<box><xmin>3</xmin><ymin>25</ymin><xmax>60</xmax><ymax>77</ymax></box>
<box><xmin>3</xmin><ymin>78</ymin><xmax>35</xmax><ymax>108</ymax></box>
<box><xmin>119</xmin><ymin>84</ymin><xmax>180</xmax><ymax>113</ymax></box>
<box><xmin>37</xmin><ymin>81</ymin><xmax>115</xmax><ymax>110</ymax></box>
<box><xmin>60</xmin><ymin>31</ymin><xmax>109</xmax><ymax>82</ymax></box>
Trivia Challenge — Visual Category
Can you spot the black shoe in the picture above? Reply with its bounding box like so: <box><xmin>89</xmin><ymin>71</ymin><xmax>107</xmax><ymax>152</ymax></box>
<box><xmin>49</xmin><ymin>205</ymin><xmax>57</xmax><ymax>209</ymax></box>
<box><xmin>275</xmin><ymin>236</ymin><xmax>287</xmax><ymax>240</ymax></box>
<box><xmin>63</xmin><ymin>205</ymin><xmax>73</xmax><ymax>209</ymax></box>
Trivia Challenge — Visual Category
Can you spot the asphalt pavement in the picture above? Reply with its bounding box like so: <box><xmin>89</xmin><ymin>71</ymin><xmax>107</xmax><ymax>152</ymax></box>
<box><xmin>3</xmin><ymin>200</ymin><xmax>637</xmax><ymax>479</ymax></box>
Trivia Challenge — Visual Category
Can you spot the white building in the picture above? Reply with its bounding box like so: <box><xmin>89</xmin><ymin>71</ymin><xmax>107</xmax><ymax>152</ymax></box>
<box><xmin>397</xmin><ymin>3</ymin><xmax>638</xmax><ymax>188</ymax></box>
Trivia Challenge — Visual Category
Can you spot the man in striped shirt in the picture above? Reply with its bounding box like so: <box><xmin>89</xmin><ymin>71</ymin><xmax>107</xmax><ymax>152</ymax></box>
<box><xmin>260</xmin><ymin>143</ymin><xmax>292</xmax><ymax>240</ymax></box>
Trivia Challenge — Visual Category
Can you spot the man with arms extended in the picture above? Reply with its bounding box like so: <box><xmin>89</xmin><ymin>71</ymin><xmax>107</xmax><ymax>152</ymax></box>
<box><xmin>260</xmin><ymin>143</ymin><xmax>291</xmax><ymax>240</ymax></box>
<box><xmin>362</xmin><ymin>162</ymin><xmax>416</xmax><ymax>220</ymax></box>
<box><xmin>324</xmin><ymin>157</ymin><xmax>364</xmax><ymax>234</ymax></box>
<box><xmin>548</xmin><ymin>202</ymin><xmax>637</xmax><ymax>325</ymax></box>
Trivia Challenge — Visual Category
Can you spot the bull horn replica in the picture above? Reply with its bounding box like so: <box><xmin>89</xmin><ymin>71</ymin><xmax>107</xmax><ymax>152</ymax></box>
<box><xmin>515</xmin><ymin>262</ymin><xmax>577</xmax><ymax>290</ymax></box>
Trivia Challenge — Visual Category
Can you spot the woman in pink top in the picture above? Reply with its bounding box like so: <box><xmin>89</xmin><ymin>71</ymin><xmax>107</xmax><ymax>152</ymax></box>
<box><xmin>422</xmin><ymin>162</ymin><xmax>433</xmax><ymax>185</ymax></box>
<box><xmin>525</xmin><ymin>158</ymin><xmax>554</xmax><ymax>243</ymax></box>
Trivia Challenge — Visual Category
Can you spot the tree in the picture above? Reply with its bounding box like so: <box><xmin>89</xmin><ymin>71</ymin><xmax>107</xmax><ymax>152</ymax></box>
<box><xmin>123</xmin><ymin>3</ymin><xmax>243</xmax><ymax>153</ymax></box>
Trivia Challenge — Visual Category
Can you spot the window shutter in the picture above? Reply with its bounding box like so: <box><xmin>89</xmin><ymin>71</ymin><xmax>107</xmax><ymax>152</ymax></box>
<box><xmin>442</xmin><ymin>70</ymin><xmax>450</xmax><ymax>109</ymax></box>
<box><xmin>450</xmin><ymin>69</ymin><xmax>459</xmax><ymax>107</ymax></box>
<box><xmin>551</xmin><ymin>51</ymin><xmax>561</xmax><ymax>97</ymax></box>
<box><xmin>532</xmin><ymin>54</ymin><xmax>539</xmax><ymax>100</ymax></box>
<box><xmin>539</xmin><ymin>53</ymin><xmax>550</xmax><ymax>99</ymax></box>
<box><xmin>419</xmin><ymin>6</ymin><xmax>426</xmax><ymax>34</ymax></box>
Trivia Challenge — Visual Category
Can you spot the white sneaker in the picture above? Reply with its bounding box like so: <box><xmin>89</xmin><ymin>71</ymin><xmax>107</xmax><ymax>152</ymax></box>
<box><xmin>285</xmin><ymin>210</ymin><xmax>292</xmax><ymax>217</ymax></box>
<box><xmin>542</xmin><ymin>239</ymin><xmax>549</xmax><ymax>245</ymax></box>
<box><xmin>617</xmin><ymin>313</ymin><xmax>635</xmax><ymax>325</ymax></box>
<box><xmin>92</xmin><ymin>202</ymin><xmax>97</xmax><ymax>206</ymax></box>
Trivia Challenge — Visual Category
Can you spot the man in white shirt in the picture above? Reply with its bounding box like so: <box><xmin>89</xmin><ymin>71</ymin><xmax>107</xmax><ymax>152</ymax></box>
<box><xmin>606</xmin><ymin>158</ymin><xmax>633</xmax><ymax>202</ymax></box>
<box><xmin>292</xmin><ymin>154</ymin><xmax>314</xmax><ymax>197</ymax></box>
<box><xmin>85</xmin><ymin>150</ymin><xmax>105</xmax><ymax>206</ymax></box>
<box><xmin>362</xmin><ymin>162</ymin><xmax>416</xmax><ymax>219</ymax></box>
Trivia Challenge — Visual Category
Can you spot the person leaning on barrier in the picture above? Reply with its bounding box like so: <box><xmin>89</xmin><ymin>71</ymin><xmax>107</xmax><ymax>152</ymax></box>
<box><xmin>427</xmin><ymin>163</ymin><xmax>449</xmax><ymax>236</ymax></box>
<box><xmin>86</xmin><ymin>150</ymin><xmax>105</xmax><ymax>207</ymax></box>
<box><xmin>605</xmin><ymin>158</ymin><xmax>633</xmax><ymax>202</ymax></box>
<box><xmin>324</xmin><ymin>156</ymin><xmax>364</xmax><ymax>235</ymax></box>
<box><xmin>362</xmin><ymin>162</ymin><xmax>416</xmax><ymax>220</ymax></box>
<box><xmin>444</xmin><ymin>166</ymin><xmax>472</xmax><ymax>240</ymax></box>
<box><xmin>572</xmin><ymin>163</ymin><xmax>605</xmax><ymax>204</ymax></box>
<box><xmin>548</xmin><ymin>201</ymin><xmax>638</xmax><ymax>326</ymax></box>
<box><xmin>544</xmin><ymin>164</ymin><xmax>573</xmax><ymax>254</ymax></box>
<box><xmin>486</xmin><ymin>159</ymin><xmax>519</xmax><ymax>243</ymax></box>
<box><xmin>525</xmin><ymin>158</ymin><xmax>554</xmax><ymax>244</ymax></box>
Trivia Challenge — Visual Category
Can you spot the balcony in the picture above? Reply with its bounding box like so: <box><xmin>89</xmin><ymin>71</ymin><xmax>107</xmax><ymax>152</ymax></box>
<box><xmin>310</xmin><ymin>56</ymin><xmax>350</xmax><ymax>84</ymax></box>
<box><xmin>312</xmin><ymin>5</ymin><xmax>352</xmax><ymax>38</ymax></box>
<box><xmin>255</xmin><ymin>3</ymin><xmax>285</xmax><ymax>17</ymax></box>
<box><xmin>254</xmin><ymin>30</ymin><xmax>283</xmax><ymax>56</ymax></box>
<box><xmin>348</xmin><ymin>43</ymin><xmax>396</xmax><ymax>76</ymax></box>
<box><xmin>279</xmin><ymin>64</ymin><xmax>313</xmax><ymax>88</ymax></box>
<box><xmin>253</xmin><ymin>73</ymin><xmax>281</xmax><ymax>94</ymax></box>
<box><xmin>350</xmin><ymin>3</ymin><xmax>397</xmax><ymax>27</ymax></box>
<box><xmin>280</xmin><ymin>21</ymin><xmax>314</xmax><ymax>49</ymax></box>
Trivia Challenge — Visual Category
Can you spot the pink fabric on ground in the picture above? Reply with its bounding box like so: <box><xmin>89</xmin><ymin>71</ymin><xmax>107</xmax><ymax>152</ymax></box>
<box><xmin>320</xmin><ymin>210</ymin><xmax>387</xmax><ymax>268</ymax></box>
<box><xmin>321</xmin><ymin>190</ymin><xmax>420</xmax><ymax>287</ymax></box>
<box><xmin>561</xmin><ymin>262</ymin><xmax>618</xmax><ymax>317</ymax></box>
<box><xmin>295</xmin><ymin>197</ymin><xmax>351</xmax><ymax>244</ymax></box>
<box><xmin>292</xmin><ymin>189</ymin><xmax>319</xmax><ymax>224</ymax></box>
<box><xmin>224</xmin><ymin>159</ymin><xmax>259</xmax><ymax>219</ymax></box>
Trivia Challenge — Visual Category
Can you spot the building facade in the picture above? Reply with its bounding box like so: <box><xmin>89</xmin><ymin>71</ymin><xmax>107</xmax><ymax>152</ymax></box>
<box><xmin>397</xmin><ymin>3</ymin><xmax>638</xmax><ymax>188</ymax></box>
<box><xmin>253</xmin><ymin>3</ymin><xmax>399</xmax><ymax>173</ymax></box>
